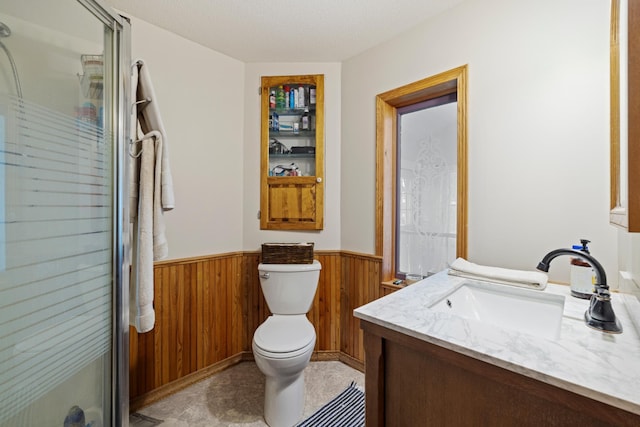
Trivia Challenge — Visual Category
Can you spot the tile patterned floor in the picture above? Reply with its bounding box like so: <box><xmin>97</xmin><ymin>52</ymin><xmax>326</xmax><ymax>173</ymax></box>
<box><xmin>133</xmin><ymin>361</ymin><xmax>364</xmax><ymax>427</ymax></box>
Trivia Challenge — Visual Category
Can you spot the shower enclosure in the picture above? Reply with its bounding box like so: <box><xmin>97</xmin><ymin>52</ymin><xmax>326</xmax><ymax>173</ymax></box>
<box><xmin>0</xmin><ymin>1</ymin><xmax>130</xmax><ymax>426</ymax></box>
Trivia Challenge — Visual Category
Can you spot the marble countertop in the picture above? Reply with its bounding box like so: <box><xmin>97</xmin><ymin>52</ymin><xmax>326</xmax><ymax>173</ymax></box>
<box><xmin>353</xmin><ymin>271</ymin><xmax>640</xmax><ymax>415</ymax></box>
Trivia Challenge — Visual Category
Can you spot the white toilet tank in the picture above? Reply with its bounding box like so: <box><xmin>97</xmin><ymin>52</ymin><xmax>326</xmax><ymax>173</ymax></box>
<box><xmin>258</xmin><ymin>260</ymin><xmax>321</xmax><ymax>314</ymax></box>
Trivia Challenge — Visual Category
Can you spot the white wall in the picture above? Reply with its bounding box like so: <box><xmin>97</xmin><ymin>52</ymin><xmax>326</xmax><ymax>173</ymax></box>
<box><xmin>242</xmin><ymin>62</ymin><xmax>342</xmax><ymax>251</ymax></box>
<box><xmin>618</xmin><ymin>232</ymin><xmax>640</xmax><ymax>299</ymax></box>
<box><xmin>127</xmin><ymin>15</ymin><xmax>245</xmax><ymax>259</ymax></box>
<box><xmin>341</xmin><ymin>0</ymin><xmax>617</xmax><ymax>285</ymax></box>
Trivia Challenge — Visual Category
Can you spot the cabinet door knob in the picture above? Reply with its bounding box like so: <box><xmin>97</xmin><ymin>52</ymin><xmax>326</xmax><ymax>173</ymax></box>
<box><xmin>316</xmin><ymin>177</ymin><xmax>322</xmax><ymax>183</ymax></box>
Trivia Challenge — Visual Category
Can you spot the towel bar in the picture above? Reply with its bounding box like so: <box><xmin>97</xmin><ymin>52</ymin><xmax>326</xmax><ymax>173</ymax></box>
<box><xmin>133</xmin><ymin>98</ymin><xmax>151</xmax><ymax>113</ymax></box>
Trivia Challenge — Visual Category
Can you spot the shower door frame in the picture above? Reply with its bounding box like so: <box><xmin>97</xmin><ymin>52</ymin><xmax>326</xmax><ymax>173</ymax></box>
<box><xmin>77</xmin><ymin>1</ymin><xmax>131</xmax><ymax>425</ymax></box>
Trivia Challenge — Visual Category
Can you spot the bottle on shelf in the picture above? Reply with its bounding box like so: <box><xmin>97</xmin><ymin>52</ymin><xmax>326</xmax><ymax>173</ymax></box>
<box><xmin>309</xmin><ymin>86</ymin><xmax>316</xmax><ymax>105</ymax></box>
<box><xmin>298</xmin><ymin>85</ymin><xmax>306</xmax><ymax>107</ymax></box>
<box><xmin>300</xmin><ymin>107</ymin><xmax>310</xmax><ymax>131</ymax></box>
<box><xmin>276</xmin><ymin>86</ymin><xmax>285</xmax><ymax>109</ymax></box>
<box><xmin>269</xmin><ymin>90</ymin><xmax>276</xmax><ymax>109</ymax></box>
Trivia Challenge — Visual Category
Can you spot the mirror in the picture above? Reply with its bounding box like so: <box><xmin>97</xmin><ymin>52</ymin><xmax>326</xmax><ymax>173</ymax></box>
<box><xmin>611</xmin><ymin>0</ymin><xmax>640</xmax><ymax>231</ymax></box>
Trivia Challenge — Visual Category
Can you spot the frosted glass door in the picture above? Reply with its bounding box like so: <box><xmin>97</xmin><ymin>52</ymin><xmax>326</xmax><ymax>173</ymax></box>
<box><xmin>0</xmin><ymin>1</ymin><xmax>119</xmax><ymax>425</ymax></box>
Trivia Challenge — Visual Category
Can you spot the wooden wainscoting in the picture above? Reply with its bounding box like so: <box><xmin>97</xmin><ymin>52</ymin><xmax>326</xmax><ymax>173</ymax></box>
<box><xmin>129</xmin><ymin>252</ymin><xmax>248</xmax><ymax>408</ymax></box>
<box><xmin>242</xmin><ymin>251</ymin><xmax>343</xmax><ymax>356</ymax></box>
<box><xmin>340</xmin><ymin>251</ymin><xmax>382</xmax><ymax>365</ymax></box>
<box><xmin>129</xmin><ymin>250</ymin><xmax>382</xmax><ymax>408</ymax></box>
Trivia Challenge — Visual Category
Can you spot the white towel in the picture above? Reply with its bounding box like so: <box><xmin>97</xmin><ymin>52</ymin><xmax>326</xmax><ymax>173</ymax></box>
<box><xmin>448</xmin><ymin>258</ymin><xmax>548</xmax><ymax>290</ymax></box>
<box><xmin>130</xmin><ymin>132</ymin><xmax>168</xmax><ymax>332</ymax></box>
<box><xmin>129</xmin><ymin>59</ymin><xmax>174</xmax><ymax>333</ymax></box>
<box><xmin>136</xmin><ymin>59</ymin><xmax>175</xmax><ymax>210</ymax></box>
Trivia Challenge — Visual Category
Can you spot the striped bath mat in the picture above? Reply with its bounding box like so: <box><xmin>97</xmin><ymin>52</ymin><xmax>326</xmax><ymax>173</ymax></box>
<box><xmin>296</xmin><ymin>381</ymin><xmax>365</xmax><ymax>427</ymax></box>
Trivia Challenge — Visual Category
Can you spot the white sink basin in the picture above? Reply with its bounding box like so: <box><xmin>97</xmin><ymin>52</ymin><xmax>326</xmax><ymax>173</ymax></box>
<box><xmin>429</xmin><ymin>281</ymin><xmax>565</xmax><ymax>340</ymax></box>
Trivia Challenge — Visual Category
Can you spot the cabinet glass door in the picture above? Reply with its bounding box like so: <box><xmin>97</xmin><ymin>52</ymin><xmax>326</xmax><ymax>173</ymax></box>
<box><xmin>268</xmin><ymin>83</ymin><xmax>318</xmax><ymax>177</ymax></box>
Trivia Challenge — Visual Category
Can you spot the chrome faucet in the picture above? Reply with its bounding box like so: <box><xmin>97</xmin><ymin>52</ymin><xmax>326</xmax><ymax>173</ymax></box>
<box><xmin>537</xmin><ymin>248</ymin><xmax>622</xmax><ymax>334</ymax></box>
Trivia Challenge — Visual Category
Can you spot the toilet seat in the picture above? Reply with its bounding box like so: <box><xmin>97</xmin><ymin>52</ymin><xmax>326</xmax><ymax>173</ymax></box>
<box><xmin>253</xmin><ymin>316</ymin><xmax>315</xmax><ymax>359</ymax></box>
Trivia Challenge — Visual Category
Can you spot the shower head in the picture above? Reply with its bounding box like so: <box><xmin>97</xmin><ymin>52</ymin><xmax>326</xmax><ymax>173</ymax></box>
<box><xmin>0</xmin><ymin>22</ymin><xmax>11</xmax><ymax>38</ymax></box>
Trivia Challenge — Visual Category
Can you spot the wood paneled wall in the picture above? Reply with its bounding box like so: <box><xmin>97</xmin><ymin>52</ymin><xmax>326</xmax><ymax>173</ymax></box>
<box><xmin>129</xmin><ymin>253</ymin><xmax>247</xmax><ymax>404</ymax></box>
<box><xmin>340</xmin><ymin>251</ymin><xmax>382</xmax><ymax>363</ymax></box>
<box><xmin>129</xmin><ymin>250</ymin><xmax>381</xmax><ymax>406</ymax></box>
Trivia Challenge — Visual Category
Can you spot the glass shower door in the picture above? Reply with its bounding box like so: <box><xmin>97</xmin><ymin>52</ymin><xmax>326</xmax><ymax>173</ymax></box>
<box><xmin>0</xmin><ymin>1</ymin><xmax>127</xmax><ymax>426</ymax></box>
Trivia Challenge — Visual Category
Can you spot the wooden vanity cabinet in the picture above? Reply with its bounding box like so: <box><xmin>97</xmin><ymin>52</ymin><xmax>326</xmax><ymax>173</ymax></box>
<box><xmin>260</xmin><ymin>74</ymin><xmax>324</xmax><ymax>230</ymax></box>
<box><xmin>361</xmin><ymin>320</ymin><xmax>640</xmax><ymax>427</ymax></box>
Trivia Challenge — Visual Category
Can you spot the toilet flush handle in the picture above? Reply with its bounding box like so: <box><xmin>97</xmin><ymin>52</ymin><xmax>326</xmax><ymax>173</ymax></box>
<box><xmin>259</xmin><ymin>272</ymin><xmax>270</xmax><ymax>279</ymax></box>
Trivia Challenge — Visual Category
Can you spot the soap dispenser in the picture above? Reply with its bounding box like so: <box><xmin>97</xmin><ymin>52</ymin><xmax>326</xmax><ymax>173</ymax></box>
<box><xmin>570</xmin><ymin>239</ymin><xmax>595</xmax><ymax>299</ymax></box>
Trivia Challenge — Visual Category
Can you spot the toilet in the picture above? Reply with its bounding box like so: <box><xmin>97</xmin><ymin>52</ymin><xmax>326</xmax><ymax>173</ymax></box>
<box><xmin>252</xmin><ymin>260</ymin><xmax>321</xmax><ymax>427</ymax></box>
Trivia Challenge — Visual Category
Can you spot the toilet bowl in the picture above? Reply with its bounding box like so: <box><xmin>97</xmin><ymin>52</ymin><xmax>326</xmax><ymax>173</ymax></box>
<box><xmin>252</xmin><ymin>260</ymin><xmax>321</xmax><ymax>427</ymax></box>
<box><xmin>253</xmin><ymin>316</ymin><xmax>316</xmax><ymax>427</ymax></box>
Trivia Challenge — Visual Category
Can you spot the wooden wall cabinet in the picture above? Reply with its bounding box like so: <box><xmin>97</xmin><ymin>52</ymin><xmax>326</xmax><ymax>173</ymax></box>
<box><xmin>260</xmin><ymin>75</ymin><xmax>324</xmax><ymax>230</ymax></box>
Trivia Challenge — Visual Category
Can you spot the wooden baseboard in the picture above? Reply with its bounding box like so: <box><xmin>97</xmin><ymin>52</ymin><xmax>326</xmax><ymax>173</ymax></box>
<box><xmin>130</xmin><ymin>353</ymin><xmax>245</xmax><ymax>412</ymax></box>
<box><xmin>311</xmin><ymin>350</ymin><xmax>340</xmax><ymax>362</ymax></box>
<box><xmin>240</xmin><ymin>351</ymin><xmax>255</xmax><ymax>362</ymax></box>
<box><xmin>339</xmin><ymin>351</ymin><xmax>365</xmax><ymax>372</ymax></box>
<box><xmin>313</xmin><ymin>350</ymin><xmax>365</xmax><ymax>372</ymax></box>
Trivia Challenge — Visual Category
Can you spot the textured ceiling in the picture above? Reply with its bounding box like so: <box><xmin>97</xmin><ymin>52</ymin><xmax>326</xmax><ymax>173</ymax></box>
<box><xmin>104</xmin><ymin>0</ymin><xmax>463</xmax><ymax>62</ymax></box>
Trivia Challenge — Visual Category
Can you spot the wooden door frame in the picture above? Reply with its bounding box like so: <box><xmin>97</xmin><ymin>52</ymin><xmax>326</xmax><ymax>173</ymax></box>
<box><xmin>375</xmin><ymin>65</ymin><xmax>468</xmax><ymax>281</ymax></box>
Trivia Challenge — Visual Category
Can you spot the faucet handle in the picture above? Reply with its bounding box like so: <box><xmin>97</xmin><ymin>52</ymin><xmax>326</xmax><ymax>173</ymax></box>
<box><xmin>579</xmin><ymin>239</ymin><xmax>591</xmax><ymax>252</ymax></box>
